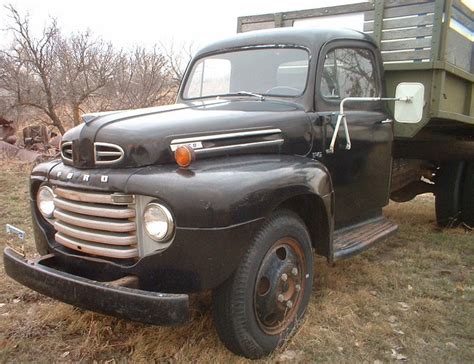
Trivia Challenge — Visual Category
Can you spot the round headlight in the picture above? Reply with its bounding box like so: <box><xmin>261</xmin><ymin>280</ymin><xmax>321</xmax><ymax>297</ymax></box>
<box><xmin>143</xmin><ymin>202</ymin><xmax>174</xmax><ymax>241</ymax></box>
<box><xmin>37</xmin><ymin>185</ymin><xmax>55</xmax><ymax>219</ymax></box>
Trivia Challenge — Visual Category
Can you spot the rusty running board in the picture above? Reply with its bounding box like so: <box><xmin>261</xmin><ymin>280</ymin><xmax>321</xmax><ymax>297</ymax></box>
<box><xmin>333</xmin><ymin>217</ymin><xmax>398</xmax><ymax>261</ymax></box>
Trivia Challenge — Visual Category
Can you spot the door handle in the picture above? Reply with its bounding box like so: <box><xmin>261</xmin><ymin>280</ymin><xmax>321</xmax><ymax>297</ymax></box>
<box><xmin>377</xmin><ymin>118</ymin><xmax>393</xmax><ymax>124</ymax></box>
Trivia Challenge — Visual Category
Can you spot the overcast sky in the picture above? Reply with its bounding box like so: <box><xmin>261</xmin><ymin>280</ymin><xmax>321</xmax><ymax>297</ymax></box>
<box><xmin>1</xmin><ymin>0</ymin><xmax>472</xmax><ymax>52</ymax></box>
<box><xmin>0</xmin><ymin>0</ymin><xmax>365</xmax><ymax>50</ymax></box>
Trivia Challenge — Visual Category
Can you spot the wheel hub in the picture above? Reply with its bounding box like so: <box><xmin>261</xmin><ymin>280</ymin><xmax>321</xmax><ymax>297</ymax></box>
<box><xmin>254</xmin><ymin>238</ymin><xmax>305</xmax><ymax>335</ymax></box>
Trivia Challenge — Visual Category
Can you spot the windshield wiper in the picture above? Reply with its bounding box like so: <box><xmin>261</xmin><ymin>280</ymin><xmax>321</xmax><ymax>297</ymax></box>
<box><xmin>221</xmin><ymin>91</ymin><xmax>265</xmax><ymax>101</ymax></box>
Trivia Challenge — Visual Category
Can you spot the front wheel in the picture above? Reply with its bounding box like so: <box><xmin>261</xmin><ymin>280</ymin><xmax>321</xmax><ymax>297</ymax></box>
<box><xmin>212</xmin><ymin>210</ymin><xmax>313</xmax><ymax>359</ymax></box>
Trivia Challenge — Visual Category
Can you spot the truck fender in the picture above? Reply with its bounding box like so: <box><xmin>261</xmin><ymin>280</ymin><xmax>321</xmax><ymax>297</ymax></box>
<box><xmin>126</xmin><ymin>154</ymin><xmax>335</xmax><ymax>257</ymax></box>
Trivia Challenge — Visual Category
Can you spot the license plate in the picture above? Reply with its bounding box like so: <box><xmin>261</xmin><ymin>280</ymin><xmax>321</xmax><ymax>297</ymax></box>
<box><xmin>5</xmin><ymin>224</ymin><xmax>26</xmax><ymax>257</ymax></box>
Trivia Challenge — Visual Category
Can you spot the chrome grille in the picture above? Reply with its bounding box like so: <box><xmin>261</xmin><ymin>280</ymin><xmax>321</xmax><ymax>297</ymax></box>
<box><xmin>60</xmin><ymin>142</ymin><xmax>73</xmax><ymax>162</ymax></box>
<box><xmin>52</xmin><ymin>187</ymin><xmax>138</xmax><ymax>259</ymax></box>
<box><xmin>60</xmin><ymin>142</ymin><xmax>124</xmax><ymax>165</ymax></box>
<box><xmin>94</xmin><ymin>142</ymin><xmax>124</xmax><ymax>165</ymax></box>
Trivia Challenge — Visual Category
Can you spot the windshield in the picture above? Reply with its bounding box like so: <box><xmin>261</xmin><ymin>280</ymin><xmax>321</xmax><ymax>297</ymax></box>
<box><xmin>182</xmin><ymin>47</ymin><xmax>310</xmax><ymax>100</ymax></box>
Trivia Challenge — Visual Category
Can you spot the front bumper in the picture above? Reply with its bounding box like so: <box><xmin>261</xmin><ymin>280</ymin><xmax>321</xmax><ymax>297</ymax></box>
<box><xmin>3</xmin><ymin>247</ymin><xmax>189</xmax><ymax>325</ymax></box>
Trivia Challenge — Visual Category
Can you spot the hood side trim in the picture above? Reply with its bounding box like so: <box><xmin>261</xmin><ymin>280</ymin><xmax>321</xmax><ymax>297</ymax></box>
<box><xmin>195</xmin><ymin>139</ymin><xmax>284</xmax><ymax>156</ymax></box>
<box><xmin>170</xmin><ymin>128</ymin><xmax>282</xmax><ymax>152</ymax></box>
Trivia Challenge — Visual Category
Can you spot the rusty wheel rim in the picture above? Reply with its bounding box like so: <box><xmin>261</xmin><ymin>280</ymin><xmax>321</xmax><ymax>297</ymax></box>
<box><xmin>254</xmin><ymin>237</ymin><xmax>306</xmax><ymax>335</ymax></box>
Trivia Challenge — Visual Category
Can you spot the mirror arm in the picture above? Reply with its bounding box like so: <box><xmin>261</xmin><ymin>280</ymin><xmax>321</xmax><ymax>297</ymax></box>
<box><xmin>326</xmin><ymin>96</ymin><xmax>409</xmax><ymax>154</ymax></box>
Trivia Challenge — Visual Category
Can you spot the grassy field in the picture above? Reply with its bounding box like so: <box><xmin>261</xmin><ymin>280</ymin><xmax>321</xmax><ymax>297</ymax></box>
<box><xmin>0</xmin><ymin>162</ymin><xmax>473</xmax><ymax>363</ymax></box>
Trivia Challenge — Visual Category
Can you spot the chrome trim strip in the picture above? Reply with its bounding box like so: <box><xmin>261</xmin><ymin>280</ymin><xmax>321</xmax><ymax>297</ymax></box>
<box><xmin>55</xmin><ymin>188</ymin><xmax>134</xmax><ymax>205</ymax></box>
<box><xmin>94</xmin><ymin>142</ymin><xmax>125</xmax><ymax>165</ymax></box>
<box><xmin>54</xmin><ymin>221</ymin><xmax>136</xmax><ymax>245</ymax></box>
<box><xmin>55</xmin><ymin>233</ymin><xmax>138</xmax><ymax>259</ymax></box>
<box><xmin>54</xmin><ymin>209</ymin><xmax>136</xmax><ymax>233</ymax></box>
<box><xmin>60</xmin><ymin>141</ymin><xmax>73</xmax><ymax>162</ymax></box>
<box><xmin>96</xmin><ymin>151</ymin><xmax>123</xmax><ymax>156</ymax></box>
<box><xmin>170</xmin><ymin>141</ymin><xmax>203</xmax><ymax>152</ymax></box>
<box><xmin>194</xmin><ymin>139</ymin><xmax>284</xmax><ymax>154</ymax></box>
<box><xmin>53</xmin><ymin>197</ymin><xmax>136</xmax><ymax>219</ymax></box>
<box><xmin>170</xmin><ymin>128</ymin><xmax>282</xmax><ymax>145</ymax></box>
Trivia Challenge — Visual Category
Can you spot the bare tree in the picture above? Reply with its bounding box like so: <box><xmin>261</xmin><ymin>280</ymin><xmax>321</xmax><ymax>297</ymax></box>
<box><xmin>2</xmin><ymin>5</ymin><xmax>66</xmax><ymax>134</ymax></box>
<box><xmin>102</xmin><ymin>46</ymin><xmax>174</xmax><ymax>110</ymax></box>
<box><xmin>58</xmin><ymin>32</ymin><xmax>117</xmax><ymax>126</ymax></box>
<box><xmin>0</xmin><ymin>53</ymin><xmax>14</xmax><ymax>118</ymax></box>
<box><xmin>1</xmin><ymin>5</ymin><xmax>186</xmax><ymax>134</ymax></box>
<box><xmin>163</xmin><ymin>42</ymin><xmax>194</xmax><ymax>88</ymax></box>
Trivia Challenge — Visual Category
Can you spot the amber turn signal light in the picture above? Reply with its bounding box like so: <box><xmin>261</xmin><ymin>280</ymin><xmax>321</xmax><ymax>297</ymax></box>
<box><xmin>174</xmin><ymin>145</ymin><xmax>195</xmax><ymax>168</ymax></box>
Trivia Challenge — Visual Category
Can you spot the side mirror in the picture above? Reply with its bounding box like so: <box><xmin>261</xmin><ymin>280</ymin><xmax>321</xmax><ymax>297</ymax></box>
<box><xmin>394</xmin><ymin>82</ymin><xmax>425</xmax><ymax>123</ymax></box>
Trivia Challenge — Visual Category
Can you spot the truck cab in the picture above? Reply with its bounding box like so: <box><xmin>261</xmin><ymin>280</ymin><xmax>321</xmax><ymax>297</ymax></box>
<box><xmin>4</xmin><ymin>27</ymin><xmax>428</xmax><ymax>359</ymax></box>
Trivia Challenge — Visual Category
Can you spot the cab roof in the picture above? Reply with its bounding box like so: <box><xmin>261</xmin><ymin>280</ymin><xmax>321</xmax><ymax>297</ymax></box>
<box><xmin>194</xmin><ymin>27</ymin><xmax>376</xmax><ymax>57</ymax></box>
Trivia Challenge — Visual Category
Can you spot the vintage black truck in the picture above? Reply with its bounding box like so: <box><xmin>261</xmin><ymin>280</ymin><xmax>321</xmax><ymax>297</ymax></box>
<box><xmin>3</xmin><ymin>0</ymin><xmax>473</xmax><ymax>360</ymax></box>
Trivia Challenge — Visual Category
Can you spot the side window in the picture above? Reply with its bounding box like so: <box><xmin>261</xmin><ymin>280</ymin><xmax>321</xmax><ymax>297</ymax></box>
<box><xmin>321</xmin><ymin>47</ymin><xmax>378</xmax><ymax>99</ymax></box>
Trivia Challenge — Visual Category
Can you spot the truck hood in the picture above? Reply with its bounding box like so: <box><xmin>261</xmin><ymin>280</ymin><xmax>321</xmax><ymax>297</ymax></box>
<box><xmin>61</xmin><ymin>99</ymin><xmax>312</xmax><ymax>168</ymax></box>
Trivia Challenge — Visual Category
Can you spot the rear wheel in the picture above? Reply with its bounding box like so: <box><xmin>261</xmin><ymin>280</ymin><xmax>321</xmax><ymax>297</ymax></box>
<box><xmin>435</xmin><ymin>162</ymin><xmax>465</xmax><ymax>227</ymax></box>
<box><xmin>212</xmin><ymin>210</ymin><xmax>313</xmax><ymax>359</ymax></box>
<box><xmin>461</xmin><ymin>162</ymin><xmax>474</xmax><ymax>227</ymax></box>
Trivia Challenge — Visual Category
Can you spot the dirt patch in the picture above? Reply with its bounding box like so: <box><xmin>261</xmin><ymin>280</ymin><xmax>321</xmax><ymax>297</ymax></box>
<box><xmin>0</xmin><ymin>165</ymin><xmax>472</xmax><ymax>363</ymax></box>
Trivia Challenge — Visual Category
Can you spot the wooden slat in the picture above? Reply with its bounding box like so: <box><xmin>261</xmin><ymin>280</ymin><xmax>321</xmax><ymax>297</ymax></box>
<box><xmin>241</xmin><ymin>21</ymin><xmax>275</xmax><ymax>33</ymax></box>
<box><xmin>238</xmin><ymin>2</ymin><xmax>373</xmax><ymax>25</ymax></box>
<box><xmin>364</xmin><ymin>13</ymin><xmax>434</xmax><ymax>31</ymax></box>
<box><xmin>380</xmin><ymin>26</ymin><xmax>433</xmax><ymax>40</ymax></box>
<box><xmin>381</xmin><ymin>49</ymin><xmax>432</xmax><ymax>62</ymax></box>
<box><xmin>381</xmin><ymin>37</ymin><xmax>432</xmax><ymax>51</ymax></box>
<box><xmin>281</xmin><ymin>2</ymin><xmax>373</xmax><ymax>21</ymax></box>
<box><xmin>274</xmin><ymin>13</ymin><xmax>283</xmax><ymax>28</ymax></box>
<box><xmin>384</xmin><ymin>0</ymin><xmax>434</xmax><ymax>7</ymax></box>
<box><xmin>365</xmin><ymin>2</ymin><xmax>435</xmax><ymax>21</ymax></box>
<box><xmin>372</xmin><ymin>0</ymin><xmax>385</xmax><ymax>45</ymax></box>
<box><xmin>430</xmin><ymin>0</ymin><xmax>445</xmax><ymax>62</ymax></box>
<box><xmin>451</xmin><ymin>7</ymin><xmax>474</xmax><ymax>31</ymax></box>
<box><xmin>453</xmin><ymin>0</ymin><xmax>474</xmax><ymax>21</ymax></box>
<box><xmin>238</xmin><ymin>14</ymin><xmax>278</xmax><ymax>24</ymax></box>
<box><xmin>445</xmin><ymin>29</ymin><xmax>473</xmax><ymax>73</ymax></box>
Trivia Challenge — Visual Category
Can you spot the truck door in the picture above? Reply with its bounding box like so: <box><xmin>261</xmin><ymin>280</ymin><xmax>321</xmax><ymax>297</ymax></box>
<box><xmin>314</xmin><ymin>41</ymin><xmax>393</xmax><ymax>229</ymax></box>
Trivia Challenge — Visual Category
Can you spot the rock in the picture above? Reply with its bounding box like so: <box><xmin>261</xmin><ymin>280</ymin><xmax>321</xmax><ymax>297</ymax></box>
<box><xmin>388</xmin><ymin>315</ymin><xmax>397</xmax><ymax>323</ymax></box>
<box><xmin>277</xmin><ymin>349</ymin><xmax>304</xmax><ymax>361</ymax></box>
<box><xmin>0</xmin><ymin>141</ymin><xmax>40</xmax><ymax>163</ymax></box>
<box><xmin>446</xmin><ymin>342</ymin><xmax>458</xmax><ymax>349</ymax></box>
<box><xmin>397</xmin><ymin>302</ymin><xmax>409</xmax><ymax>311</ymax></box>
<box><xmin>391</xmin><ymin>349</ymin><xmax>408</xmax><ymax>361</ymax></box>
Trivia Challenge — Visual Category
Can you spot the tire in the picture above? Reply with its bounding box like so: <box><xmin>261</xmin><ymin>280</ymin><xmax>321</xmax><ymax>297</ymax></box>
<box><xmin>461</xmin><ymin>162</ymin><xmax>474</xmax><ymax>227</ymax></box>
<box><xmin>435</xmin><ymin>162</ymin><xmax>465</xmax><ymax>227</ymax></box>
<box><xmin>212</xmin><ymin>209</ymin><xmax>313</xmax><ymax>359</ymax></box>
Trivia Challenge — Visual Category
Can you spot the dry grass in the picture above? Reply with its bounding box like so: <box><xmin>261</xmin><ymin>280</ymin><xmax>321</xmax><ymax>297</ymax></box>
<box><xmin>0</xmin><ymin>162</ymin><xmax>473</xmax><ymax>363</ymax></box>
